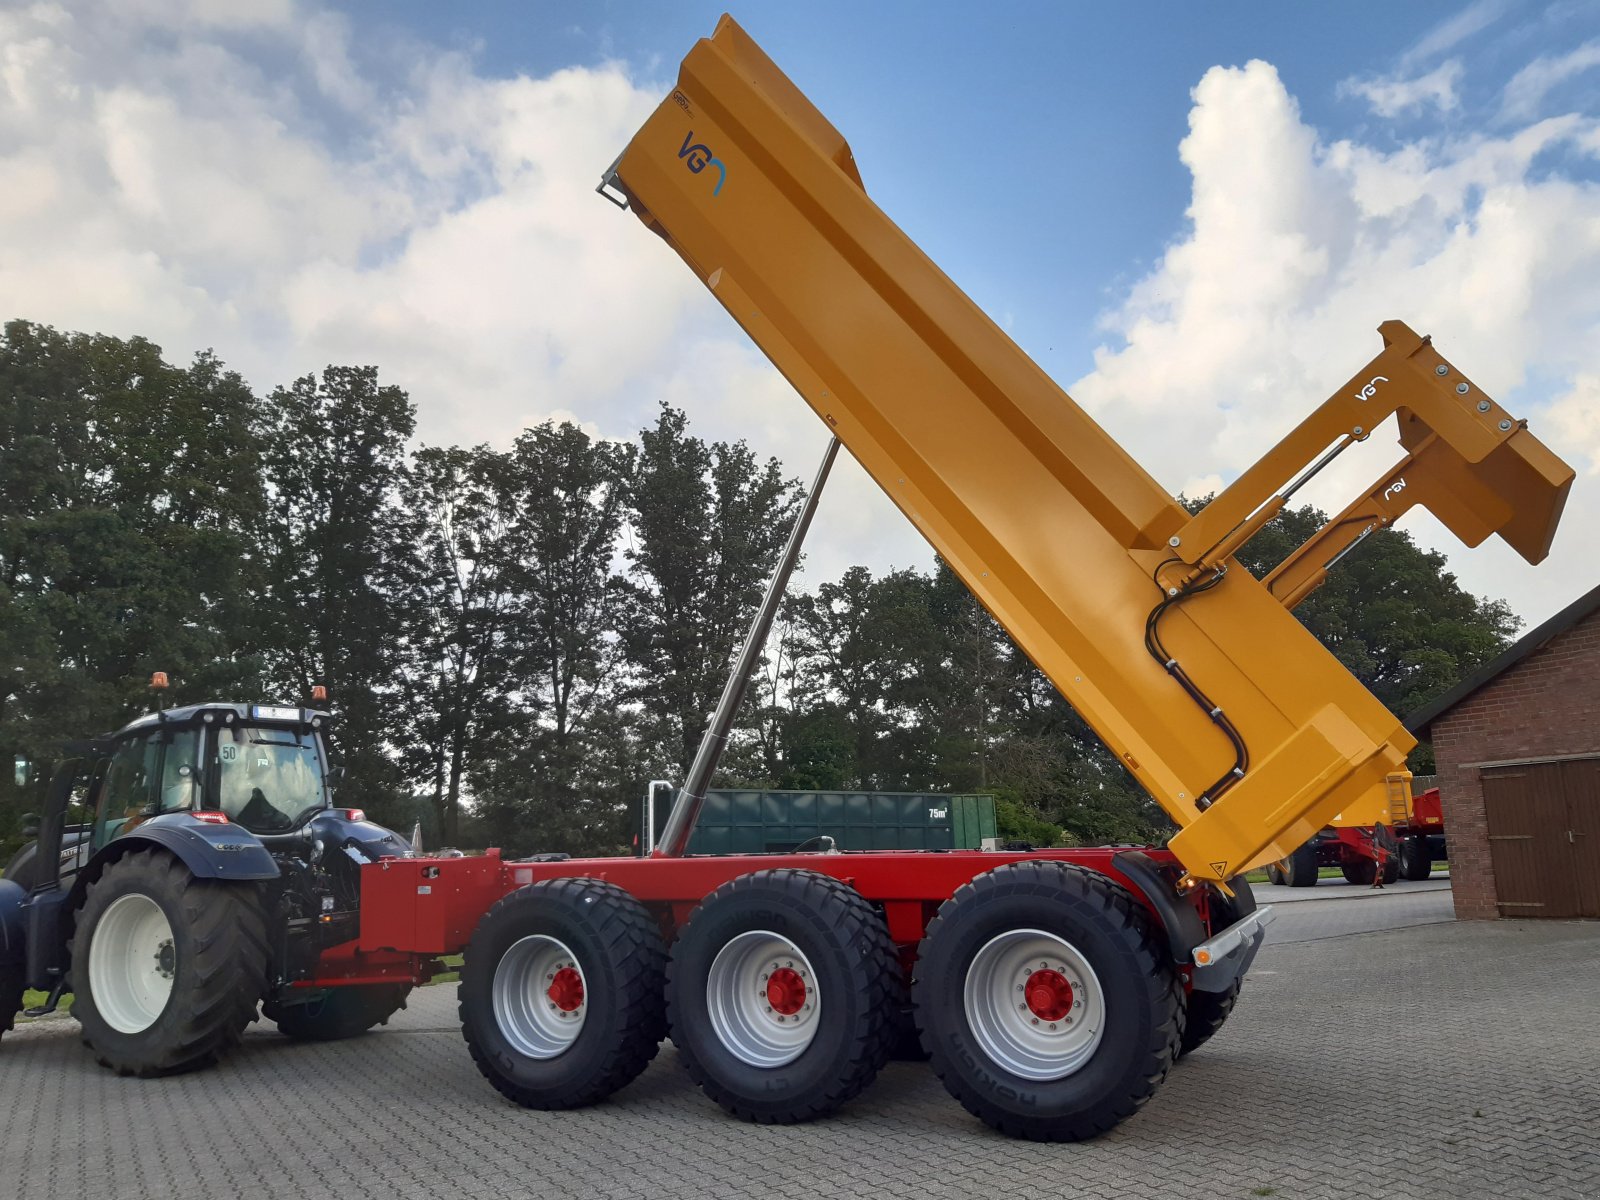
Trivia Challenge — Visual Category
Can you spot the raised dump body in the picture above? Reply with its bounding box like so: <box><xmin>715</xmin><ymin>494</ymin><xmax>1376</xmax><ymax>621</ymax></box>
<box><xmin>602</xmin><ymin>15</ymin><xmax>1572</xmax><ymax>885</ymax></box>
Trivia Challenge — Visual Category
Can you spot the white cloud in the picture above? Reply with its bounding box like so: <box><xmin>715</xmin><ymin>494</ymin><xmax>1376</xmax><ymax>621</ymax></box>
<box><xmin>1072</xmin><ymin>60</ymin><xmax>1600</xmax><ymax>627</ymax></box>
<box><xmin>1502</xmin><ymin>38</ymin><xmax>1600</xmax><ymax>122</ymax></box>
<box><xmin>1</xmin><ymin>3</ymin><xmax>1594</xmax><ymax>632</ymax></box>
<box><xmin>1341</xmin><ymin>60</ymin><xmax>1463</xmax><ymax>118</ymax></box>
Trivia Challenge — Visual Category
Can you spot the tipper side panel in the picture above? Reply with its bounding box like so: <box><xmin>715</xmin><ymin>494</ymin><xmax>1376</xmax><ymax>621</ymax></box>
<box><xmin>611</xmin><ymin>17</ymin><xmax>1413</xmax><ymax>881</ymax></box>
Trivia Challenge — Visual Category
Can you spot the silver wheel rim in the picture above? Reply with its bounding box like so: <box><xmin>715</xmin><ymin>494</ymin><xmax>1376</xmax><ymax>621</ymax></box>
<box><xmin>963</xmin><ymin>928</ymin><xmax>1105</xmax><ymax>1082</ymax></box>
<box><xmin>705</xmin><ymin>930</ymin><xmax>820</xmax><ymax>1068</ymax></box>
<box><xmin>88</xmin><ymin>893</ymin><xmax>176</xmax><ymax>1034</ymax></box>
<box><xmin>492</xmin><ymin>934</ymin><xmax>588</xmax><ymax>1059</ymax></box>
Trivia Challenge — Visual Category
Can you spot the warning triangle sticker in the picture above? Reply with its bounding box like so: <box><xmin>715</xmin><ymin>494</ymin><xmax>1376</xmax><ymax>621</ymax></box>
<box><xmin>1210</xmin><ymin>861</ymin><xmax>1228</xmax><ymax>877</ymax></box>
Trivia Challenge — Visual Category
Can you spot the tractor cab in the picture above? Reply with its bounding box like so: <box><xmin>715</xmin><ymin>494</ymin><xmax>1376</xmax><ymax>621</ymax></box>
<box><xmin>41</xmin><ymin>702</ymin><xmax>341</xmax><ymax>890</ymax></box>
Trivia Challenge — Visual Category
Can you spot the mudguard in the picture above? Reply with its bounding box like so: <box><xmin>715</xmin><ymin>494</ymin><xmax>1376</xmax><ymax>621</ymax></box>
<box><xmin>91</xmin><ymin>812</ymin><xmax>281</xmax><ymax>883</ymax></box>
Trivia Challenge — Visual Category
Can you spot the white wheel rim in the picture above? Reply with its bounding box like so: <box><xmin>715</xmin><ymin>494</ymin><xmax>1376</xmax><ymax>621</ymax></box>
<box><xmin>88</xmin><ymin>893</ymin><xmax>176</xmax><ymax>1034</ymax></box>
<box><xmin>962</xmin><ymin>928</ymin><xmax>1105</xmax><ymax>1082</ymax></box>
<box><xmin>706</xmin><ymin>930</ymin><xmax>820</xmax><ymax>1068</ymax></box>
<box><xmin>492</xmin><ymin>935</ymin><xmax>588</xmax><ymax>1059</ymax></box>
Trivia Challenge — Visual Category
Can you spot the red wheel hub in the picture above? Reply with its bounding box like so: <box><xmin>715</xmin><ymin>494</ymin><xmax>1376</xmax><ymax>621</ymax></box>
<box><xmin>766</xmin><ymin>967</ymin><xmax>807</xmax><ymax>1016</ymax></box>
<box><xmin>547</xmin><ymin>965</ymin><xmax>584</xmax><ymax>1012</ymax></box>
<box><xmin>1025</xmin><ymin>968</ymin><xmax>1073</xmax><ymax>1022</ymax></box>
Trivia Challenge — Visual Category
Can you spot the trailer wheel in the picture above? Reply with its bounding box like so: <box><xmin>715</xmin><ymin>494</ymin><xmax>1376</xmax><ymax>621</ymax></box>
<box><xmin>265</xmin><ymin>985</ymin><xmax>412</xmax><ymax>1041</ymax></box>
<box><xmin>1179</xmin><ymin>980</ymin><xmax>1240</xmax><ymax>1057</ymax></box>
<box><xmin>71</xmin><ymin>849</ymin><xmax>268</xmax><ymax>1076</ymax></box>
<box><xmin>913</xmin><ymin>861</ymin><xmax>1182</xmax><ymax>1141</ymax></box>
<box><xmin>1398</xmin><ymin>836</ymin><xmax>1431</xmax><ymax>881</ymax></box>
<box><xmin>667</xmin><ymin>869</ymin><xmax>898</xmax><ymax>1123</ymax></box>
<box><xmin>1264</xmin><ymin>861</ymin><xmax>1285</xmax><ymax>886</ymax></box>
<box><xmin>460</xmin><ymin>877</ymin><xmax>666</xmax><ymax>1109</ymax></box>
<box><xmin>1340</xmin><ymin>857</ymin><xmax>1377</xmax><ymax>886</ymax></box>
<box><xmin>1282</xmin><ymin>841</ymin><xmax>1319</xmax><ymax>887</ymax></box>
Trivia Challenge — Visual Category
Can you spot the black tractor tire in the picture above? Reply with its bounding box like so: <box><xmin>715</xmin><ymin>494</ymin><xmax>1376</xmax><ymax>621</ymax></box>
<box><xmin>912</xmin><ymin>860</ymin><xmax>1183</xmax><ymax>1142</ymax></box>
<box><xmin>0</xmin><ymin>965</ymin><xmax>21</xmax><ymax>1037</ymax></box>
<box><xmin>1283</xmin><ymin>841</ymin><xmax>1320</xmax><ymax>887</ymax></box>
<box><xmin>1341</xmin><ymin>857</ymin><xmax>1377</xmax><ymax>886</ymax></box>
<box><xmin>667</xmin><ymin>869</ymin><xmax>899</xmax><ymax>1123</ymax></box>
<box><xmin>3</xmin><ymin>842</ymin><xmax>39</xmax><ymax>891</ymax></box>
<box><xmin>71</xmin><ymin>849</ymin><xmax>269</xmax><ymax>1076</ymax></box>
<box><xmin>460</xmin><ymin>877</ymin><xmax>666</xmax><ymax>1109</ymax></box>
<box><xmin>265</xmin><ymin>985</ymin><xmax>411</xmax><ymax>1041</ymax></box>
<box><xmin>1399</xmin><ymin>837</ymin><xmax>1431</xmax><ymax>881</ymax></box>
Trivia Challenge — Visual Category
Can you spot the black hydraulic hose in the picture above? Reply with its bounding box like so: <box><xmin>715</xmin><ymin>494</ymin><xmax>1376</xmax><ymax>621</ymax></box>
<box><xmin>1144</xmin><ymin>560</ymin><xmax>1250</xmax><ymax>811</ymax></box>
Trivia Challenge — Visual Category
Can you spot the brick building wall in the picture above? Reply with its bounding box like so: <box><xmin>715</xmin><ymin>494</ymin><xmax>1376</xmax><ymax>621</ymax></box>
<box><xmin>1430</xmin><ymin>610</ymin><xmax>1600</xmax><ymax>919</ymax></box>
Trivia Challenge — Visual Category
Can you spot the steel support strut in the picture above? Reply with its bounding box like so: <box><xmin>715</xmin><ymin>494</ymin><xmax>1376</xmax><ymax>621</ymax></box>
<box><xmin>655</xmin><ymin>437</ymin><xmax>841</xmax><ymax>858</ymax></box>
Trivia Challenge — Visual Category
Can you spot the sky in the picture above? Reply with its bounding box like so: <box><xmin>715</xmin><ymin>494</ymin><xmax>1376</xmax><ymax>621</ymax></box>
<box><xmin>1</xmin><ymin>0</ymin><xmax>1597</xmax><ymax>630</ymax></box>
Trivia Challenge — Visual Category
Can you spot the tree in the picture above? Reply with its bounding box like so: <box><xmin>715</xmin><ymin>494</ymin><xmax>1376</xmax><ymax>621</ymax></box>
<box><xmin>619</xmin><ymin>405</ymin><xmax>801</xmax><ymax>778</ymax></box>
<box><xmin>391</xmin><ymin>445</ymin><xmax>520</xmax><ymax>844</ymax></box>
<box><xmin>257</xmin><ymin>366</ymin><xmax>415</xmax><ymax>821</ymax></box>
<box><xmin>0</xmin><ymin>321</ymin><xmax>265</xmax><ymax>853</ymax></box>
<box><xmin>466</xmin><ymin>421</ymin><xmax>632</xmax><ymax>856</ymax></box>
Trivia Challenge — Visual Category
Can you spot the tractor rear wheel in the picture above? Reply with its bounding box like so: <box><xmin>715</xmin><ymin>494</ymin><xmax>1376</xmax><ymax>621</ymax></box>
<box><xmin>913</xmin><ymin>860</ymin><xmax>1183</xmax><ymax>1141</ymax></box>
<box><xmin>266</xmin><ymin>985</ymin><xmax>411</xmax><ymax>1041</ymax></box>
<box><xmin>2</xmin><ymin>881</ymin><xmax>25</xmax><ymax>1039</ymax></box>
<box><xmin>3</xmin><ymin>842</ymin><xmax>39</xmax><ymax>891</ymax></box>
<box><xmin>72</xmin><ymin>849</ymin><xmax>268</xmax><ymax>1076</ymax></box>
<box><xmin>667</xmin><ymin>869</ymin><xmax>899</xmax><ymax>1123</ymax></box>
<box><xmin>460</xmin><ymin>877</ymin><xmax>666</xmax><ymax>1109</ymax></box>
<box><xmin>1399</xmin><ymin>837</ymin><xmax>1431</xmax><ymax>881</ymax></box>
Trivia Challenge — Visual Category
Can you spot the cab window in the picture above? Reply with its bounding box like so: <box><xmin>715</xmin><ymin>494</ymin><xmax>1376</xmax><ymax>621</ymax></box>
<box><xmin>156</xmin><ymin>728</ymin><xmax>202</xmax><ymax>814</ymax></box>
<box><xmin>95</xmin><ymin>734</ymin><xmax>161</xmax><ymax>848</ymax></box>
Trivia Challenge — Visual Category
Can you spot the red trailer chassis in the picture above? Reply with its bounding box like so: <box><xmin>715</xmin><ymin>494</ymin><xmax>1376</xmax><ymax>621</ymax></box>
<box><xmin>317</xmin><ymin>844</ymin><xmax>1269</xmax><ymax>1142</ymax></box>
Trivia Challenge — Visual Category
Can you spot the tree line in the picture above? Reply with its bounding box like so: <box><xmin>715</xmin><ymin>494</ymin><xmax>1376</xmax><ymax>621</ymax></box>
<box><xmin>0</xmin><ymin>319</ymin><xmax>1520</xmax><ymax>860</ymax></box>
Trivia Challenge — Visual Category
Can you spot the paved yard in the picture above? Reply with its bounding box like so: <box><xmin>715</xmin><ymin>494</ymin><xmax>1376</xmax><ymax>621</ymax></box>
<box><xmin>3</xmin><ymin>884</ymin><xmax>1596</xmax><ymax>1200</ymax></box>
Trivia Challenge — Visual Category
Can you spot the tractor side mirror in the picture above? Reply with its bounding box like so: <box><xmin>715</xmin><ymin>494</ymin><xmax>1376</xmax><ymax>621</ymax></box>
<box><xmin>326</xmin><ymin>765</ymin><xmax>346</xmax><ymax>793</ymax></box>
<box><xmin>20</xmin><ymin>812</ymin><xmax>39</xmax><ymax>839</ymax></box>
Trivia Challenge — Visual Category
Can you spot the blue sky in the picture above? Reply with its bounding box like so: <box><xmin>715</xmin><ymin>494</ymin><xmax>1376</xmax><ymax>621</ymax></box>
<box><xmin>1</xmin><ymin>0</ymin><xmax>1596</xmax><ymax>625</ymax></box>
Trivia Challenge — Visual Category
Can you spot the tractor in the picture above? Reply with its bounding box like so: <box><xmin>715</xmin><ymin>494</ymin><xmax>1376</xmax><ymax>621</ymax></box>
<box><xmin>0</xmin><ymin>686</ymin><xmax>430</xmax><ymax>1075</ymax></box>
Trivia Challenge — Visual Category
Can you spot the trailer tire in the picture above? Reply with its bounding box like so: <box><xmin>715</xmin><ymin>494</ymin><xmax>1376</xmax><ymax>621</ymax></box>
<box><xmin>460</xmin><ymin>878</ymin><xmax>666</xmax><ymax>1109</ymax></box>
<box><xmin>1179</xmin><ymin>980</ymin><xmax>1239</xmax><ymax>1057</ymax></box>
<box><xmin>71</xmin><ymin>849</ymin><xmax>269</xmax><ymax>1076</ymax></box>
<box><xmin>266</xmin><ymin>985</ymin><xmax>411</xmax><ymax>1041</ymax></box>
<box><xmin>1283</xmin><ymin>841</ymin><xmax>1319</xmax><ymax>887</ymax></box>
<box><xmin>1264</xmin><ymin>861</ymin><xmax>1286</xmax><ymax>886</ymax></box>
<box><xmin>913</xmin><ymin>860</ymin><xmax>1183</xmax><ymax>1142</ymax></box>
<box><xmin>1399</xmin><ymin>837</ymin><xmax>1431</xmax><ymax>881</ymax></box>
<box><xmin>667</xmin><ymin>869</ymin><xmax>898</xmax><ymax>1123</ymax></box>
<box><xmin>1340</xmin><ymin>857</ymin><xmax>1377</xmax><ymax>886</ymax></box>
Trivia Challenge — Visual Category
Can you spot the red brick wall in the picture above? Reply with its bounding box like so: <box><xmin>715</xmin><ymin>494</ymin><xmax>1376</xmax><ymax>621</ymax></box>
<box><xmin>1431</xmin><ymin>609</ymin><xmax>1600</xmax><ymax>919</ymax></box>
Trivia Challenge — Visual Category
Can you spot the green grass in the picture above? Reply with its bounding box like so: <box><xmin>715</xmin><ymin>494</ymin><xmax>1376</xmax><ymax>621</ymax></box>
<box><xmin>428</xmin><ymin>953</ymin><xmax>464</xmax><ymax>986</ymax></box>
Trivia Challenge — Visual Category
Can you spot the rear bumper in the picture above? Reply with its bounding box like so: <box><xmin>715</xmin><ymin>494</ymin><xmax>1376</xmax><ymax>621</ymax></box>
<box><xmin>1190</xmin><ymin>904</ymin><xmax>1275</xmax><ymax>993</ymax></box>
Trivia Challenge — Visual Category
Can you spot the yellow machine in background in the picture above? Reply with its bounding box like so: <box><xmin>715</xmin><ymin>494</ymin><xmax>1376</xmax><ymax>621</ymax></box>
<box><xmin>601</xmin><ymin>15</ymin><xmax>1573</xmax><ymax>887</ymax></box>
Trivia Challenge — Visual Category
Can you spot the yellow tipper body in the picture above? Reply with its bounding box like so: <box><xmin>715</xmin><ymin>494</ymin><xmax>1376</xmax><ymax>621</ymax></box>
<box><xmin>605</xmin><ymin>16</ymin><xmax>1574</xmax><ymax>884</ymax></box>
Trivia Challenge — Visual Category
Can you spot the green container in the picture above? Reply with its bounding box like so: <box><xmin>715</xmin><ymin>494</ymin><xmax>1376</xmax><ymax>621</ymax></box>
<box><xmin>649</xmin><ymin>790</ymin><xmax>997</xmax><ymax>855</ymax></box>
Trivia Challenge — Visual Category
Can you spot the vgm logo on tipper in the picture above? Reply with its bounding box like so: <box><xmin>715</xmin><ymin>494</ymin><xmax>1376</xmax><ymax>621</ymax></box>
<box><xmin>678</xmin><ymin>130</ymin><xmax>727</xmax><ymax>197</ymax></box>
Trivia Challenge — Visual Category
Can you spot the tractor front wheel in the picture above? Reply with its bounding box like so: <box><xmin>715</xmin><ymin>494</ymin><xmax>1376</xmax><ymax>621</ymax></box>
<box><xmin>72</xmin><ymin>850</ymin><xmax>268</xmax><ymax>1076</ymax></box>
<box><xmin>913</xmin><ymin>861</ymin><xmax>1183</xmax><ymax>1141</ymax></box>
<box><xmin>1</xmin><ymin>880</ymin><xmax>26</xmax><ymax>1040</ymax></box>
<box><xmin>266</xmin><ymin>985</ymin><xmax>411</xmax><ymax>1041</ymax></box>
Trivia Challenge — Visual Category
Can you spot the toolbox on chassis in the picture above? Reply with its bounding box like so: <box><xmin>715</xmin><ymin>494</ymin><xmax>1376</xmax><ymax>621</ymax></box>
<box><xmin>347</xmin><ymin>16</ymin><xmax>1573</xmax><ymax>1142</ymax></box>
